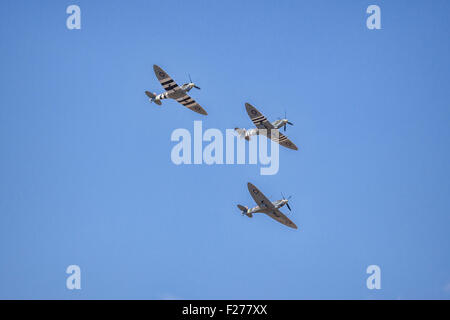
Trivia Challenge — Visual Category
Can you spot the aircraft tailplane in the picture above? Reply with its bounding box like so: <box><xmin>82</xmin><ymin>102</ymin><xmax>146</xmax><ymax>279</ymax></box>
<box><xmin>237</xmin><ymin>205</ymin><xmax>252</xmax><ymax>217</ymax></box>
<box><xmin>145</xmin><ymin>91</ymin><xmax>162</xmax><ymax>105</ymax></box>
<box><xmin>234</xmin><ymin>128</ymin><xmax>250</xmax><ymax>141</ymax></box>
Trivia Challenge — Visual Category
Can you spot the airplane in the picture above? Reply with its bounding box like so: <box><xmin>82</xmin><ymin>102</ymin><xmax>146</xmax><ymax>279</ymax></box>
<box><xmin>235</xmin><ymin>103</ymin><xmax>298</xmax><ymax>150</ymax></box>
<box><xmin>237</xmin><ymin>182</ymin><xmax>298</xmax><ymax>229</ymax></box>
<box><xmin>145</xmin><ymin>65</ymin><xmax>208</xmax><ymax>115</ymax></box>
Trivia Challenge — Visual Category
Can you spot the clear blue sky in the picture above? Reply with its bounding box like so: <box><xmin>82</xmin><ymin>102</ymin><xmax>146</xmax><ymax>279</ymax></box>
<box><xmin>1</xmin><ymin>0</ymin><xmax>449</xmax><ymax>299</ymax></box>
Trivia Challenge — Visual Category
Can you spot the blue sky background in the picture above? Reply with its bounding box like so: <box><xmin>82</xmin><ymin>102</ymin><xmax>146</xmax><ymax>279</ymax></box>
<box><xmin>0</xmin><ymin>0</ymin><xmax>449</xmax><ymax>299</ymax></box>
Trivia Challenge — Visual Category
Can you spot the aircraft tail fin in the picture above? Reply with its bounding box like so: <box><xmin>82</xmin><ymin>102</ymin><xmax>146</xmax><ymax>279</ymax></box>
<box><xmin>145</xmin><ymin>91</ymin><xmax>162</xmax><ymax>105</ymax></box>
<box><xmin>237</xmin><ymin>205</ymin><xmax>252</xmax><ymax>217</ymax></box>
<box><xmin>234</xmin><ymin>128</ymin><xmax>250</xmax><ymax>140</ymax></box>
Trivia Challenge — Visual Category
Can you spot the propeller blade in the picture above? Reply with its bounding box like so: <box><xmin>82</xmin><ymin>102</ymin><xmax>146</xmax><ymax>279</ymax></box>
<box><xmin>286</xmin><ymin>203</ymin><xmax>292</xmax><ymax>211</ymax></box>
<box><xmin>287</xmin><ymin>121</ymin><xmax>294</xmax><ymax>126</ymax></box>
<box><xmin>189</xmin><ymin>73</ymin><xmax>192</xmax><ymax>83</ymax></box>
<box><xmin>194</xmin><ymin>85</ymin><xmax>201</xmax><ymax>90</ymax></box>
<box><xmin>284</xmin><ymin>124</ymin><xmax>286</xmax><ymax>132</ymax></box>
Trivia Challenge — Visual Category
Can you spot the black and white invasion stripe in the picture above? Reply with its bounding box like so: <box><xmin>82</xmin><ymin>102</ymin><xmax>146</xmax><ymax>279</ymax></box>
<box><xmin>160</xmin><ymin>77</ymin><xmax>178</xmax><ymax>92</ymax></box>
<box><xmin>271</xmin><ymin>132</ymin><xmax>288</xmax><ymax>143</ymax></box>
<box><xmin>176</xmin><ymin>95</ymin><xmax>197</xmax><ymax>107</ymax></box>
<box><xmin>251</xmin><ymin>114</ymin><xmax>267</xmax><ymax>126</ymax></box>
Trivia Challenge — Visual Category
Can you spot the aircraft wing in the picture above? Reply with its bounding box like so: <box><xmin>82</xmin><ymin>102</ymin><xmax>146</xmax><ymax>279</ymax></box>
<box><xmin>174</xmin><ymin>93</ymin><xmax>208</xmax><ymax>115</ymax></box>
<box><xmin>247</xmin><ymin>182</ymin><xmax>276</xmax><ymax>211</ymax></box>
<box><xmin>153</xmin><ymin>65</ymin><xmax>207</xmax><ymax>115</ymax></box>
<box><xmin>265</xmin><ymin>208</ymin><xmax>298</xmax><ymax>229</ymax></box>
<box><xmin>245</xmin><ymin>103</ymin><xmax>275</xmax><ymax>130</ymax></box>
<box><xmin>266</xmin><ymin>130</ymin><xmax>298</xmax><ymax>150</ymax></box>
<box><xmin>153</xmin><ymin>64</ymin><xmax>181</xmax><ymax>93</ymax></box>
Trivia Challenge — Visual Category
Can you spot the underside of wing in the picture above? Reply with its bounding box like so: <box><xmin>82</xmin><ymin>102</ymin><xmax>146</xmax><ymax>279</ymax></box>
<box><xmin>245</xmin><ymin>103</ymin><xmax>274</xmax><ymax>130</ymax></box>
<box><xmin>153</xmin><ymin>64</ymin><xmax>181</xmax><ymax>93</ymax></box>
<box><xmin>265</xmin><ymin>209</ymin><xmax>298</xmax><ymax>229</ymax></box>
<box><xmin>247</xmin><ymin>182</ymin><xmax>275</xmax><ymax>210</ymax></box>
<box><xmin>175</xmin><ymin>94</ymin><xmax>208</xmax><ymax>115</ymax></box>
<box><xmin>268</xmin><ymin>131</ymin><xmax>299</xmax><ymax>150</ymax></box>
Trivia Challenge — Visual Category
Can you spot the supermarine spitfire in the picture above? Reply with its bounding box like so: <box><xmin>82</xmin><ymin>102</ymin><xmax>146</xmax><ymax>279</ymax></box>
<box><xmin>235</xmin><ymin>103</ymin><xmax>298</xmax><ymax>150</ymax></box>
<box><xmin>145</xmin><ymin>64</ymin><xmax>208</xmax><ymax>115</ymax></box>
<box><xmin>144</xmin><ymin>64</ymin><xmax>302</xmax><ymax>231</ymax></box>
<box><xmin>238</xmin><ymin>182</ymin><xmax>298</xmax><ymax>229</ymax></box>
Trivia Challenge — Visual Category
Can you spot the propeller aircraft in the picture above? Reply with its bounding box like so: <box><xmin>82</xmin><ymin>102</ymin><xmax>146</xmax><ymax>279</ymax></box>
<box><xmin>145</xmin><ymin>65</ymin><xmax>208</xmax><ymax>115</ymax></box>
<box><xmin>235</xmin><ymin>103</ymin><xmax>298</xmax><ymax>150</ymax></box>
<box><xmin>238</xmin><ymin>182</ymin><xmax>298</xmax><ymax>229</ymax></box>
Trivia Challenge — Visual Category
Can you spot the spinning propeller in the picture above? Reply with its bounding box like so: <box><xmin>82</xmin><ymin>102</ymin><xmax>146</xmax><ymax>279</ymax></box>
<box><xmin>281</xmin><ymin>192</ymin><xmax>293</xmax><ymax>212</ymax></box>
<box><xmin>282</xmin><ymin>111</ymin><xmax>294</xmax><ymax>132</ymax></box>
<box><xmin>189</xmin><ymin>74</ymin><xmax>201</xmax><ymax>90</ymax></box>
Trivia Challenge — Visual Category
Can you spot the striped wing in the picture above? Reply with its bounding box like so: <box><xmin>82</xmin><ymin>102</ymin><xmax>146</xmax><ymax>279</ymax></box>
<box><xmin>175</xmin><ymin>94</ymin><xmax>208</xmax><ymax>115</ymax></box>
<box><xmin>153</xmin><ymin>64</ymin><xmax>180</xmax><ymax>93</ymax></box>
<box><xmin>267</xmin><ymin>130</ymin><xmax>298</xmax><ymax>150</ymax></box>
<box><xmin>245</xmin><ymin>103</ymin><xmax>274</xmax><ymax>130</ymax></box>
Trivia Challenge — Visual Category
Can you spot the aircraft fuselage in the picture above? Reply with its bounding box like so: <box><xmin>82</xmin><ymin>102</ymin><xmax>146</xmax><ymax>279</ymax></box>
<box><xmin>248</xmin><ymin>199</ymin><xmax>288</xmax><ymax>214</ymax></box>
<box><xmin>153</xmin><ymin>83</ymin><xmax>195</xmax><ymax>102</ymax></box>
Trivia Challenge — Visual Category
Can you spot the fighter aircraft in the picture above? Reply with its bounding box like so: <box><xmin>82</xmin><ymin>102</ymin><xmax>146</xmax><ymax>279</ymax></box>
<box><xmin>145</xmin><ymin>65</ymin><xmax>208</xmax><ymax>115</ymax></box>
<box><xmin>235</xmin><ymin>103</ymin><xmax>298</xmax><ymax>150</ymax></box>
<box><xmin>237</xmin><ymin>182</ymin><xmax>298</xmax><ymax>229</ymax></box>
